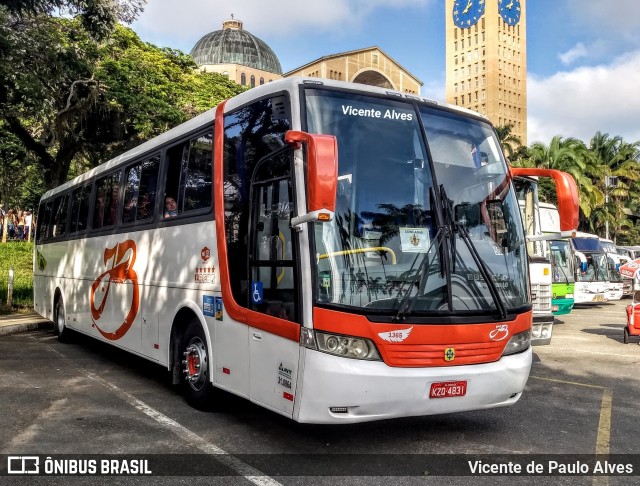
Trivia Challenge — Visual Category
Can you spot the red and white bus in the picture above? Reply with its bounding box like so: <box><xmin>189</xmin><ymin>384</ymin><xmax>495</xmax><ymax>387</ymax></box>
<box><xmin>33</xmin><ymin>78</ymin><xmax>578</xmax><ymax>423</ymax></box>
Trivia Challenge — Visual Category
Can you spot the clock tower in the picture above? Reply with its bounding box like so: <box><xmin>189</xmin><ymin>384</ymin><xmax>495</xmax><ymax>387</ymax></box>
<box><xmin>445</xmin><ymin>0</ymin><xmax>527</xmax><ymax>146</ymax></box>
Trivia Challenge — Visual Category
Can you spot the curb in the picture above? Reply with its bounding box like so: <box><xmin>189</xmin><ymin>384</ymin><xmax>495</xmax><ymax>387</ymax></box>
<box><xmin>0</xmin><ymin>320</ymin><xmax>52</xmax><ymax>336</ymax></box>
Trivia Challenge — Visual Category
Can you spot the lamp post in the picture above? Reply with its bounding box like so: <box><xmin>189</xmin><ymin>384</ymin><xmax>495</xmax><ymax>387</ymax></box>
<box><xmin>605</xmin><ymin>176</ymin><xmax>618</xmax><ymax>241</ymax></box>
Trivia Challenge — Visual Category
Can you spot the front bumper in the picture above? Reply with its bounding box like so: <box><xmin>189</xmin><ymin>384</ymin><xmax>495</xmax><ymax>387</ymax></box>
<box><xmin>552</xmin><ymin>298</ymin><xmax>574</xmax><ymax>316</ymax></box>
<box><xmin>531</xmin><ymin>313</ymin><xmax>554</xmax><ymax>346</ymax></box>
<box><xmin>294</xmin><ymin>347</ymin><xmax>532</xmax><ymax>424</ymax></box>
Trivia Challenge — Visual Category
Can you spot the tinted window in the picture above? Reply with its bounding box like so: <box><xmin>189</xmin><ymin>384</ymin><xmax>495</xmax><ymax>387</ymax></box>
<box><xmin>70</xmin><ymin>184</ymin><xmax>92</xmax><ymax>234</ymax></box>
<box><xmin>223</xmin><ymin>96</ymin><xmax>291</xmax><ymax>307</ymax></box>
<box><xmin>36</xmin><ymin>201</ymin><xmax>53</xmax><ymax>243</ymax></box>
<box><xmin>183</xmin><ymin>133</ymin><xmax>213</xmax><ymax>212</ymax></box>
<box><xmin>123</xmin><ymin>154</ymin><xmax>160</xmax><ymax>224</ymax></box>
<box><xmin>164</xmin><ymin>130</ymin><xmax>213</xmax><ymax>218</ymax></box>
<box><xmin>51</xmin><ymin>195</ymin><xmax>69</xmax><ymax>238</ymax></box>
<box><xmin>93</xmin><ymin>172</ymin><xmax>120</xmax><ymax>230</ymax></box>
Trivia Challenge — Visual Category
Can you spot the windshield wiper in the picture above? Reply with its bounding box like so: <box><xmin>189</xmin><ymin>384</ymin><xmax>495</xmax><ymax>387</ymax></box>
<box><xmin>555</xmin><ymin>258</ymin><xmax>569</xmax><ymax>283</ymax></box>
<box><xmin>440</xmin><ymin>186</ymin><xmax>508</xmax><ymax>320</ymax></box>
<box><xmin>392</xmin><ymin>226</ymin><xmax>444</xmax><ymax>322</ymax></box>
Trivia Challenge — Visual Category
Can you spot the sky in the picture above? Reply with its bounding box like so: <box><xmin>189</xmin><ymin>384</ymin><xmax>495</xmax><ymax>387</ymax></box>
<box><xmin>130</xmin><ymin>0</ymin><xmax>640</xmax><ymax>146</ymax></box>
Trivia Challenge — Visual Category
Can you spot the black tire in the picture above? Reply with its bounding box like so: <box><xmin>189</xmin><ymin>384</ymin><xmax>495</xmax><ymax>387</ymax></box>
<box><xmin>624</xmin><ymin>327</ymin><xmax>630</xmax><ymax>344</ymax></box>
<box><xmin>180</xmin><ymin>319</ymin><xmax>215</xmax><ymax>410</ymax></box>
<box><xmin>53</xmin><ymin>296</ymin><xmax>70</xmax><ymax>342</ymax></box>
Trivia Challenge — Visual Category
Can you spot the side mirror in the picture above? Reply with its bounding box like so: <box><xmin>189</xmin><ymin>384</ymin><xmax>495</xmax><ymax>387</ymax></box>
<box><xmin>285</xmin><ymin>130</ymin><xmax>338</xmax><ymax>228</ymax></box>
<box><xmin>510</xmin><ymin>167</ymin><xmax>579</xmax><ymax>236</ymax></box>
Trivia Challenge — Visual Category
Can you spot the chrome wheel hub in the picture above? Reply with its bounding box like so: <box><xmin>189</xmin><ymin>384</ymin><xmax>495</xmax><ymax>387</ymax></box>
<box><xmin>182</xmin><ymin>338</ymin><xmax>207</xmax><ymax>390</ymax></box>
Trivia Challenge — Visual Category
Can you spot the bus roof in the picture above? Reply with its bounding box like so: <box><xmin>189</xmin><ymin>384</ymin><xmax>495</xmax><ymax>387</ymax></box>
<box><xmin>40</xmin><ymin>77</ymin><xmax>492</xmax><ymax>201</ymax></box>
<box><xmin>572</xmin><ymin>232</ymin><xmax>604</xmax><ymax>252</ymax></box>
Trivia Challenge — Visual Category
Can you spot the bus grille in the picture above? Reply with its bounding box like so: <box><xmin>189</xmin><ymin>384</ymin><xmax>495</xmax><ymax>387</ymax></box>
<box><xmin>381</xmin><ymin>341</ymin><xmax>505</xmax><ymax>367</ymax></box>
<box><xmin>531</xmin><ymin>283</ymin><xmax>552</xmax><ymax>312</ymax></box>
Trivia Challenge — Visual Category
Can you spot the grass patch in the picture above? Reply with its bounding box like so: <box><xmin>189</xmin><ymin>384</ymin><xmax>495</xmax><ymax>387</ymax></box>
<box><xmin>0</xmin><ymin>241</ymin><xmax>34</xmax><ymax>314</ymax></box>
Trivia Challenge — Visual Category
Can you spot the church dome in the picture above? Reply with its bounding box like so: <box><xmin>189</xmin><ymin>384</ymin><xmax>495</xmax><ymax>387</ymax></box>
<box><xmin>190</xmin><ymin>19</ymin><xmax>282</xmax><ymax>75</ymax></box>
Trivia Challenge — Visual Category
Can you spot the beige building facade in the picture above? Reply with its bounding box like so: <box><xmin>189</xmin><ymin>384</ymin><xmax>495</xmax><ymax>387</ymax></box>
<box><xmin>190</xmin><ymin>19</ymin><xmax>422</xmax><ymax>94</ymax></box>
<box><xmin>445</xmin><ymin>0</ymin><xmax>527</xmax><ymax>146</ymax></box>
<box><xmin>199</xmin><ymin>62</ymin><xmax>282</xmax><ymax>88</ymax></box>
<box><xmin>284</xmin><ymin>47</ymin><xmax>422</xmax><ymax>94</ymax></box>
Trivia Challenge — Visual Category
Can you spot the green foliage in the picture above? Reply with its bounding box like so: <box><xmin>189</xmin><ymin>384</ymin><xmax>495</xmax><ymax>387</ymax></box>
<box><xmin>0</xmin><ymin>0</ymin><xmax>146</xmax><ymax>39</ymax></box>
<box><xmin>509</xmin><ymin>130</ymin><xmax>640</xmax><ymax>243</ymax></box>
<box><xmin>0</xmin><ymin>241</ymin><xmax>33</xmax><ymax>312</ymax></box>
<box><xmin>0</xmin><ymin>8</ymin><xmax>244</xmax><ymax>209</ymax></box>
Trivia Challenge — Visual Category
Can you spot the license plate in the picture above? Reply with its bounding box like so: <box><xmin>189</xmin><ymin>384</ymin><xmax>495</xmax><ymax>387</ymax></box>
<box><xmin>429</xmin><ymin>381</ymin><xmax>467</xmax><ymax>399</ymax></box>
<box><xmin>593</xmin><ymin>294</ymin><xmax>605</xmax><ymax>302</ymax></box>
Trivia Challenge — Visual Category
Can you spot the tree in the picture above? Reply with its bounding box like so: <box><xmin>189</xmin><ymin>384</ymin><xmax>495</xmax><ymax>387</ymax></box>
<box><xmin>494</xmin><ymin>123</ymin><xmax>523</xmax><ymax>160</ymax></box>
<box><xmin>589</xmin><ymin>132</ymin><xmax>640</xmax><ymax>240</ymax></box>
<box><xmin>0</xmin><ymin>1</ymin><xmax>147</xmax><ymax>190</ymax></box>
<box><xmin>0</xmin><ymin>0</ymin><xmax>146</xmax><ymax>39</ymax></box>
<box><xmin>83</xmin><ymin>26</ymin><xmax>245</xmax><ymax>165</ymax></box>
<box><xmin>0</xmin><ymin>7</ymin><xmax>245</xmax><ymax>194</ymax></box>
<box><xmin>525</xmin><ymin>136</ymin><xmax>603</xmax><ymax>225</ymax></box>
<box><xmin>0</xmin><ymin>123</ymin><xmax>29</xmax><ymax>211</ymax></box>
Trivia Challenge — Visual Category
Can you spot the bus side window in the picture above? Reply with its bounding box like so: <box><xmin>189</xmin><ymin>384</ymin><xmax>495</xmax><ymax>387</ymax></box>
<box><xmin>36</xmin><ymin>201</ymin><xmax>53</xmax><ymax>243</ymax></box>
<box><xmin>164</xmin><ymin>141</ymin><xmax>189</xmax><ymax>218</ymax></box>
<box><xmin>93</xmin><ymin>172</ymin><xmax>120</xmax><ymax>230</ymax></box>
<box><xmin>183</xmin><ymin>131</ymin><xmax>213</xmax><ymax>212</ymax></box>
<box><xmin>70</xmin><ymin>184</ymin><xmax>91</xmax><ymax>234</ymax></box>
<box><xmin>123</xmin><ymin>154</ymin><xmax>160</xmax><ymax>224</ymax></box>
<box><xmin>51</xmin><ymin>194</ymin><xmax>69</xmax><ymax>238</ymax></box>
<box><xmin>163</xmin><ymin>130</ymin><xmax>213</xmax><ymax>219</ymax></box>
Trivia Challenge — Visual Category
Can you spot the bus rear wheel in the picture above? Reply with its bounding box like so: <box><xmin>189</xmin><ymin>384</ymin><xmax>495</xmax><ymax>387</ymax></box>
<box><xmin>54</xmin><ymin>296</ymin><xmax>70</xmax><ymax>342</ymax></box>
<box><xmin>181</xmin><ymin>319</ymin><xmax>215</xmax><ymax>410</ymax></box>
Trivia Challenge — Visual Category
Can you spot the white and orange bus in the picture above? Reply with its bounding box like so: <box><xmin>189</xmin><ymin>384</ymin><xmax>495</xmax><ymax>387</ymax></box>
<box><xmin>33</xmin><ymin>78</ymin><xmax>578</xmax><ymax>423</ymax></box>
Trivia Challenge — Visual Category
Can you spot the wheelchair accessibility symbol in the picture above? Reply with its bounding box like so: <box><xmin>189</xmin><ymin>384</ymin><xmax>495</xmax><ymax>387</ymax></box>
<box><xmin>252</xmin><ymin>281</ymin><xmax>263</xmax><ymax>304</ymax></box>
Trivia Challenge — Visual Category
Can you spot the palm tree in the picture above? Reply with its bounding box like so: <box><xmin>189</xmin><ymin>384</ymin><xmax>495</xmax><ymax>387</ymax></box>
<box><xmin>524</xmin><ymin>136</ymin><xmax>603</xmax><ymax>222</ymax></box>
<box><xmin>494</xmin><ymin>123</ymin><xmax>523</xmax><ymax>160</ymax></box>
<box><xmin>589</xmin><ymin>132</ymin><xmax>640</xmax><ymax>240</ymax></box>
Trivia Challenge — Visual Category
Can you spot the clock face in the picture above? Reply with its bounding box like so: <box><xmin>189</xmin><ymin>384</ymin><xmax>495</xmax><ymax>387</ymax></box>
<box><xmin>452</xmin><ymin>0</ymin><xmax>485</xmax><ymax>29</ymax></box>
<box><xmin>499</xmin><ymin>0</ymin><xmax>521</xmax><ymax>26</ymax></box>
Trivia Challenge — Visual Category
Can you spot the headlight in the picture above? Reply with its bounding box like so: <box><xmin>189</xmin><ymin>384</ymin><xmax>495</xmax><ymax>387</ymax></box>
<box><xmin>531</xmin><ymin>323</ymin><xmax>541</xmax><ymax>339</ymax></box>
<box><xmin>300</xmin><ymin>329</ymin><xmax>381</xmax><ymax>360</ymax></box>
<box><xmin>502</xmin><ymin>330</ymin><xmax>531</xmax><ymax>356</ymax></box>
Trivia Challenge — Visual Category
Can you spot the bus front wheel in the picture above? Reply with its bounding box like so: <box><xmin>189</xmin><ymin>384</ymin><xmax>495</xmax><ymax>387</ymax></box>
<box><xmin>181</xmin><ymin>319</ymin><xmax>215</xmax><ymax>410</ymax></box>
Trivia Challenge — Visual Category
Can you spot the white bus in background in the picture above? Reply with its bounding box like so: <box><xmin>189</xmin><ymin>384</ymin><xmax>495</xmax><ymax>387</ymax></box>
<box><xmin>618</xmin><ymin>245</ymin><xmax>640</xmax><ymax>294</ymax></box>
<box><xmin>600</xmin><ymin>238</ymin><xmax>630</xmax><ymax>298</ymax></box>
<box><xmin>538</xmin><ymin>202</ymin><xmax>575</xmax><ymax>316</ymax></box>
<box><xmin>571</xmin><ymin>232</ymin><xmax>610</xmax><ymax>304</ymax></box>
<box><xmin>617</xmin><ymin>245</ymin><xmax>640</xmax><ymax>260</ymax></box>
<box><xmin>513</xmin><ymin>179</ymin><xmax>554</xmax><ymax>345</ymax></box>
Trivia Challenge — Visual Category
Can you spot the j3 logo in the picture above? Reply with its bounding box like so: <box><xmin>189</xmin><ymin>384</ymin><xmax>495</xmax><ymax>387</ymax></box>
<box><xmin>90</xmin><ymin>240</ymin><xmax>139</xmax><ymax>341</ymax></box>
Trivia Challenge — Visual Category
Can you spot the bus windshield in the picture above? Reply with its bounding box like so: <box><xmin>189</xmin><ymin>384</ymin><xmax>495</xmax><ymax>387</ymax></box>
<box><xmin>549</xmin><ymin>240</ymin><xmax>575</xmax><ymax>284</ymax></box>
<box><xmin>304</xmin><ymin>88</ymin><xmax>528</xmax><ymax>317</ymax></box>
<box><xmin>577</xmin><ymin>252</ymin><xmax>609</xmax><ymax>282</ymax></box>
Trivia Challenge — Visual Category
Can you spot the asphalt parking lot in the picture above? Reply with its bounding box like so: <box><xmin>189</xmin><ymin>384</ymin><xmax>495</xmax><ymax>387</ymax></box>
<box><xmin>0</xmin><ymin>300</ymin><xmax>638</xmax><ymax>485</ymax></box>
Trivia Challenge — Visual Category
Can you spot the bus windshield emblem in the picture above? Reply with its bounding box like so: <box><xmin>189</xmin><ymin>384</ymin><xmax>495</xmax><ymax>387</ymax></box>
<box><xmin>378</xmin><ymin>326</ymin><xmax>412</xmax><ymax>343</ymax></box>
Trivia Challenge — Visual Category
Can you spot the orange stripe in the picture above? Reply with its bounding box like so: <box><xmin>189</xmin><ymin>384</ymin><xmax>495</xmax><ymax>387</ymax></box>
<box><xmin>313</xmin><ymin>307</ymin><xmax>532</xmax><ymax>367</ymax></box>
<box><xmin>214</xmin><ymin>102</ymin><xmax>300</xmax><ymax>343</ymax></box>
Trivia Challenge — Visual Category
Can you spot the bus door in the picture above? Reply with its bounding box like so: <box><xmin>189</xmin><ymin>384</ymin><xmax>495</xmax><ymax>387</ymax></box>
<box><xmin>247</xmin><ymin>148</ymin><xmax>300</xmax><ymax>415</ymax></box>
